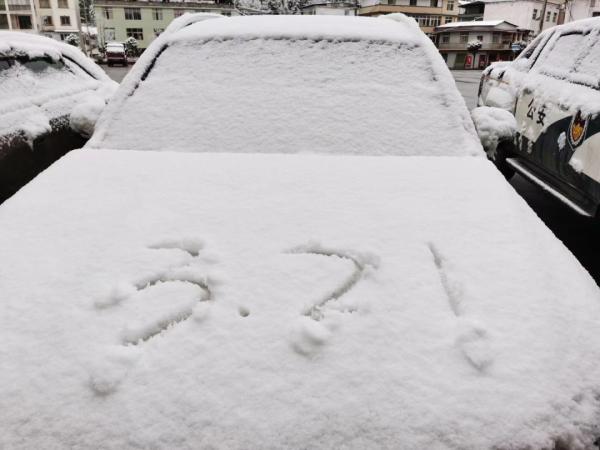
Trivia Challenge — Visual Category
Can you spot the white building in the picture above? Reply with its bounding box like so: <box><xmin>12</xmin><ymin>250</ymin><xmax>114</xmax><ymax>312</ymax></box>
<box><xmin>435</xmin><ymin>19</ymin><xmax>528</xmax><ymax>68</ymax></box>
<box><xmin>36</xmin><ymin>0</ymin><xmax>80</xmax><ymax>41</ymax></box>
<box><xmin>460</xmin><ymin>0</ymin><xmax>563</xmax><ymax>35</ymax></box>
<box><xmin>0</xmin><ymin>0</ymin><xmax>79</xmax><ymax>40</ymax></box>
<box><xmin>301</xmin><ymin>0</ymin><xmax>358</xmax><ymax>15</ymax></box>
<box><xmin>563</xmin><ymin>0</ymin><xmax>600</xmax><ymax>21</ymax></box>
<box><xmin>0</xmin><ymin>0</ymin><xmax>38</xmax><ymax>31</ymax></box>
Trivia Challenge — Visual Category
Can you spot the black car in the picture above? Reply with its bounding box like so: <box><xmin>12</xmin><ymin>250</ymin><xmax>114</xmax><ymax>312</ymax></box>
<box><xmin>0</xmin><ymin>32</ymin><xmax>116</xmax><ymax>203</ymax></box>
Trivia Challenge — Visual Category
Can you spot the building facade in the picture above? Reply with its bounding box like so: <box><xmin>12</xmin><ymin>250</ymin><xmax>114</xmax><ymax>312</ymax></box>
<box><xmin>358</xmin><ymin>0</ymin><xmax>459</xmax><ymax>35</ymax></box>
<box><xmin>0</xmin><ymin>0</ymin><xmax>38</xmax><ymax>31</ymax></box>
<box><xmin>564</xmin><ymin>0</ymin><xmax>600</xmax><ymax>21</ymax></box>
<box><xmin>36</xmin><ymin>0</ymin><xmax>79</xmax><ymax>41</ymax></box>
<box><xmin>435</xmin><ymin>19</ymin><xmax>530</xmax><ymax>68</ymax></box>
<box><xmin>459</xmin><ymin>0</ymin><xmax>563</xmax><ymax>35</ymax></box>
<box><xmin>301</xmin><ymin>0</ymin><xmax>358</xmax><ymax>15</ymax></box>
<box><xmin>94</xmin><ymin>0</ymin><xmax>237</xmax><ymax>49</ymax></box>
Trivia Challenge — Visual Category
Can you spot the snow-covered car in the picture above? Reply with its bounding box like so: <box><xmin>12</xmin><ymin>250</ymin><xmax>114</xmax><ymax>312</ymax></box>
<box><xmin>3</xmin><ymin>14</ymin><xmax>600</xmax><ymax>450</ymax></box>
<box><xmin>475</xmin><ymin>18</ymin><xmax>600</xmax><ymax>217</ymax></box>
<box><xmin>105</xmin><ymin>41</ymin><xmax>127</xmax><ymax>66</ymax></box>
<box><xmin>0</xmin><ymin>32</ymin><xmax>117</xmax><ymax>203</ymax></box>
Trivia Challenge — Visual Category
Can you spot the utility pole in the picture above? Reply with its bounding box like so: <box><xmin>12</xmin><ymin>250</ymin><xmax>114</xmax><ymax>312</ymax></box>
<box><xmin>538</xmin><ymin>0</ymin><xmax>548</xmax><ymax>34</ymax></box>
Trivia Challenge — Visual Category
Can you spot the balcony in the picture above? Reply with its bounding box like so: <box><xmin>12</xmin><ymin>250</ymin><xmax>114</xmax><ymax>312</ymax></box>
<box><xmin>7</xmin><ymin>0</ymin><xmax>31</xmax><ymax>10</ymax></box>
<box><xmin>437</xmin><ymin>42</ymin><xmax>511</xmax><ymax>51</ymax></box>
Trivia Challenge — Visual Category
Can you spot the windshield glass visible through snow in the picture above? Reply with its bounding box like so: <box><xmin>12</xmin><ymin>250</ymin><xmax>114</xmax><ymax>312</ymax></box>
<box><xmin>98</xmin><ymin>38</ymin><xmax>474</xmax><ymax>156</ymax></box>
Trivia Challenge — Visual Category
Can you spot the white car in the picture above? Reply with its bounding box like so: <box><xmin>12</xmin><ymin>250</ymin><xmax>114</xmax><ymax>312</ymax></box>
<box><xmin>0</xmin><ymin>31</ymin><xmax>117</xmax><ymax>202</ymax></box>
<box><xmin>2</xmin><ymin>14</ymin><xmax>600</xmax><ymax>450</ymax></box>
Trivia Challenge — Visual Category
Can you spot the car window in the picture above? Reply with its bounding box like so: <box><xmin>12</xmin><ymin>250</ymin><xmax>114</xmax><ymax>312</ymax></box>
<box><xmin>518</xmin><ymin>34</ymin><xmax>544</xmax><ymax>61</ymax></box>
<box><xmin>534</xmin><ymin>32</ymin><xmax>587</xmax><ymax>78</ymax></box>
<box><xmin>0</xmin><ymin>56</ymin><xmax>95</xmax><ymax>105</ymax></box>
<box><xmin>573</xmin><ymin>39</ymin><xmax>600</xmax><ymax>88</ymax></box>
<box><xmin>98</xmin><ymin>38</ymin><xmax>474</xmax><ymax>156</ymax></box>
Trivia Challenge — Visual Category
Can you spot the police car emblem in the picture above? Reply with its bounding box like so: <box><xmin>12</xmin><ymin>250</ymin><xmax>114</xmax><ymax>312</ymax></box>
<box><xmin>569</xmin><ymin>111</ymin><xmax>588</xmax><ymax>148</ymax></box>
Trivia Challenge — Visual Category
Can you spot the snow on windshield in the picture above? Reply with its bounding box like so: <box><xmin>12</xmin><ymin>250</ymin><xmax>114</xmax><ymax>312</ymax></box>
<box><xmin>96</xmin><ymin>38</ymin><xmax>480</xmax><ymax>156</ymax></box>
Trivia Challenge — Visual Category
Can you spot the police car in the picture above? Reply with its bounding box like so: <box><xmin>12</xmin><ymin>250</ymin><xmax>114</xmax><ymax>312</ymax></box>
<box><xmin>477</xmin><ymin>17</ymin><xmax>600</xmax><ymax>217</ymax></box>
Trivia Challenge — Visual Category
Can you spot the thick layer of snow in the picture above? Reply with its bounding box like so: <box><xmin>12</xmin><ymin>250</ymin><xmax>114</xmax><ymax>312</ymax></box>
<box><xmin>471</xmin><ymin>106</ymin><xmax>517</xmax><ymax>155</ymax></box>
<box><xmin>1</xmin><ymin>149</ymin><xmax>600</xmax><ymax>449</ymax></box>
<box><xmin>435</xmin><ymin>19</ymin><xmax>512</xmax><ymax>28</ymax></box>
<box><xmin>0</xmin><ymin>31</ymin><xmax>117</xmax><ymax>141</ymax></box>
<box><xmin>89</xmin><ymin>14</ymin><xmax>480</xmax><ymax>156</ymax></box>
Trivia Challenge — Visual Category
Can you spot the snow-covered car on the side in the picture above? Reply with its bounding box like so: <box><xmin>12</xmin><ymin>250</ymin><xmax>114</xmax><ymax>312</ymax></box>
<box><xmin>0</xmin><ymin>32</ymin><xmax>117</xmax><ymax>203</ymax></box>
<box><xmin>2</xmin><ymin>14</ymin><xmax>600</xmax><ymax>450</ymax></box>
<box><xmin>475</xmin><ymin>18</ymin><xmax>600</xmax><ymax>217</ymax></box>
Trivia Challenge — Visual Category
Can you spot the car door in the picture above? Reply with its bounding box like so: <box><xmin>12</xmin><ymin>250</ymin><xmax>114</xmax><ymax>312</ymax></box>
<box><xmin>512</xmin><ymin>29</ymin><xmax>600</xmax><ymax>210</ymax></box>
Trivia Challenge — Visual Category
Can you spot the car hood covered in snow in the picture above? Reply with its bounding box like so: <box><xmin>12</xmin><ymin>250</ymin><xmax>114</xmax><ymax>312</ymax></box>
<box><xmin>2</xmin><ymin>149</ymin><xmax>600</xmax><ymax>449</ymax></box>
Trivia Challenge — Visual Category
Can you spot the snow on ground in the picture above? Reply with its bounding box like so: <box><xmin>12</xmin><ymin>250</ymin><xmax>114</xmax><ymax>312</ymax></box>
<box><xmin>1</xmin><ymin>149</ymin><xmax>600</xmax><ymax>449</ymax></box>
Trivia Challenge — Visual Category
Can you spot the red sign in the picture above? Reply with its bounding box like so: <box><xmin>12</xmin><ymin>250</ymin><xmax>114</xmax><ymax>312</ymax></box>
<box><xmin>465</xmin><ymin>54</ymin><xmax>473</xmax><ymax>69</ymax></box>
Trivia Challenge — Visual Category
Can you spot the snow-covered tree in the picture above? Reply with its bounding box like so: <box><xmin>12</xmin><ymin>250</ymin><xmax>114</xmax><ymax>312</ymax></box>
<box><xmin>467</xmin><ymin>40</ymin><xmax>482</xmax><ymax>52</ymax></box>
<box><xmin>124</xmin><ymin>36</ymin><xmax>138</xmax><ymax>56</ymax></box>
<box><xmin>65</xmin><ymin>33</ymin><xmax>80</xmax><ymax>47</ymax></box>
<box><xmin>234</xmin><ymin>0</ymin><xmax>305</xmax><ymax>14</ymax></box>
<box><xmin>79</xmin><ymin>0</ymin><xmax>95</xmax><ymax>25</ymax></box>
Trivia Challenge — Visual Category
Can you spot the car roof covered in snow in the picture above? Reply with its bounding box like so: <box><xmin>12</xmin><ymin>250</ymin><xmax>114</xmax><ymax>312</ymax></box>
<box><xmin>88</xmin><ymin>14</ymin><xmax>482</xmax><ymax>156</ymax></box>
<box><xmin>2</xmin><ymin>149</ymin><xmax>600</xmax><ymax>448</ymax></box>
<box><xmin>0</xmin><ymin>31</ymin><xmax>111</xmax><ymax>82</ymax></box>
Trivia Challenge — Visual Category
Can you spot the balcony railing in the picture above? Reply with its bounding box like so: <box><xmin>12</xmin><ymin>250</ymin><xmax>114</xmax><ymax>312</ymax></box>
<box><xmin>437</xmin><ymin>42</ymin><xmax>511</xmax><ymax>50</ymax></box>
<box><xmin>7</xmin><ymin>0</ymin><xmax>32</xmax><ymax>10</ymax></box>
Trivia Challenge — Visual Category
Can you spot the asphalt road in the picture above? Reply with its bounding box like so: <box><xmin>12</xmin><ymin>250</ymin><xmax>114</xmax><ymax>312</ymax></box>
<box><xmin>453</xmin><ymin>69</ymin><xmax>600</xmax><ymax>285</ymax></box>
<box><xmin>101</xmin><ymin>65</ymin><xmax>600</xmax><ymax>284</ymax></box>
<box><xmin>103</xmin><ymin>64</ymin><xmax>131</xmax><ymax>82</ymax></box>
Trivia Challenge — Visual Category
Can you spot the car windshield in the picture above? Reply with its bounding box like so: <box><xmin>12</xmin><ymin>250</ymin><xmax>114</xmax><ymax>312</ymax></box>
<box><xmin>0</xmin><ymin>56</ymin><xmax>95</xmax><ymax>105</ymax></box>
<box><xmin>97</xmin><ymin>38</ymin><xmax>474</xmax><ymax>156</ymax></box>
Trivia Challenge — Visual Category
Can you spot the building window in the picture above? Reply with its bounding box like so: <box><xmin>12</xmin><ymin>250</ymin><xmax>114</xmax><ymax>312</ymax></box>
<box><xmin>153</xmin><ymin>27</ymin><xmax>163</xmax><ymax>36</ymax></box>
<box><xmin>126</xmin><ymin>27</ymin><xmax>143</xmax><ymax>40</ymax></box>
<box><xmin>152</xmin><ymin>8</ymin><xmax>163</xmax><ymax>20</ymax></box>
<box><xmin>42</xmin><ymin>15</ymin><xmax>52</xmax><ymax>25</ymax></box>
<box><xmin>591</xmin><ymin>0</ymin><xmax>596</xmax><ymax>6</ymax></box>
<box><xmin>459</xmin><ymin>31</ymin><xmax>468</xmax><ymax>43</ymax></box>
<box><xmin>103</xmin><ymin>7</ymin><xmax>113</xmax><ymax>19</ymax></box>
<box><xmin>552</xmin><ymin>11</ymin><xmax>557</xmax><ymax>21</ymax></box>
<box><xmin>409</xmin><ymin>0</ymin><xmax>416</xmax><ymax>5</ymax></box>
<box><xmin>429</xmin><ymin>15</ymin><xmax>440</xmax><ymax>26</ymax></box>
<box><xmin>60</xmin><ymin>15</ymin><xmax>70</xmax><ymax>25</ymax></box>
<box><xmin>430</xmin><ymin>0</ymin><xmax>438</xmax><ymax>6</ymax></box>
<box><xmin>57</xmin><ymin>0</ymin><xmax>67</xmax><ymax>8</ymax></box>
<box><xmin>124</xmin><ymin>7</ymin><xmax>141</xmax><ymax>20</ymax></box>
<box><xmin>173</xmin><ymin>9</ymin><xmax>184</xmax><ymax>17</ymax></box>
<box><xmin>0</xmin><ymin>14</ymin><xmax>8</xmax><ymax>28</ymax></box>
<box><xmin>444</xmin><ymin>16</ymin><xmax>453</xmax><ymax>23</ymax></box>
<box><xmin>446</xmin><ymin>0</ymin><xmax>454</xmax><ymax>10</ymax></box>
<box><xmin>492</xmin><ymin>32</ymin><xmax>500</xmax><ymax>43</ymax></box>
<box><xmin>16</xmin><ymin>14</ymin><xmax>32</xmax><ymax>28</ymax></box>
<box><xmin>476</xmin><ymin>34</ymin><xmax>483</xmax><ymax>41</ymax></box>
<box><xmin>532</xmin><ymin>8</ymin><xmax>538</xmax><ymax>19</ymax></box>
<box><xmin>39</xmin><ymin>0</ymin><xmax>50</xmax><ymax>8</ymax></box>
<box><xmin>546</xmin><ymin>10</ymin><xmax>550</xmax><ymax>21</ymax></box>
<box><xmin>104</xmin><ymin>27</ymin><xmax>115</xmax><ymax>41</ymax></box>
<box><xmin>441</xmin><ymin>33</ymin><xmax>449</xmax><ymax>43</ymax></box>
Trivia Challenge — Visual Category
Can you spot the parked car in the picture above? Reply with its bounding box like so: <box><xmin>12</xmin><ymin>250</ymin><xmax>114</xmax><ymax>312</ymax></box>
<box><xmin>475</xmin><ymin>17</ymin><xmax>600</xmax><ymax>217</ymax></box>
<box><xmin>0</xmin><ymin>32</ymin><xmax>117</xmax><ymax>203</ymax></box>
<box><xmin>2</xmin><ymin>14</ymin><xmax>600</xmax><ymax>450</ymax></box>
<box><xmin>105</xmin><ymin>41</ymin><xmax>128</xmax><ymax>66</ymax></box>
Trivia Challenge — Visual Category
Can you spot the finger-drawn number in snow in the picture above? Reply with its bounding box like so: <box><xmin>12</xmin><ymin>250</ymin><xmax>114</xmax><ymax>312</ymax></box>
<box><xmin>287</xmin><ymin>243</ymin><xmax>376</xmax><ymax>321</ymax></box>
<box><xmin>96</xmin><ymin>238</ymin><xmax>213</xmax><ymax>345</ymax></box>
<box><xmin>427</xmin><ymin>242</ymin><xmax>493</xmax><ymax>373</ymax></box>
<box><xmin>286</xmin><ymin>243</ymin><xmax>378</xmax><ymax>357</ymax></box>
